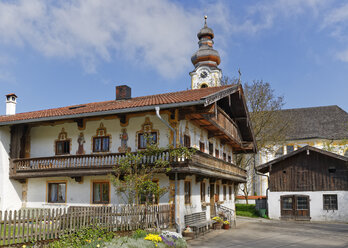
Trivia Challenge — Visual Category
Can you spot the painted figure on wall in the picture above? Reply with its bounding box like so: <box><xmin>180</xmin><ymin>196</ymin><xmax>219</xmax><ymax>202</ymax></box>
<box><xmin>76</xmin><ymin>132</ymin><xmax>85</xmax><ymax>155</ymax></box>
<box><xmin>119</xmin><ymin>128</ymin><xmax>131</xmax><ymax>153</ymax></box>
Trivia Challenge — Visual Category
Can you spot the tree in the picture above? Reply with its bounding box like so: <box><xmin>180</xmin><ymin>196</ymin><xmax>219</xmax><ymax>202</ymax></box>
<box><xmin>223</xmin><ymin>77</ymin><xmax>288</xmax><ymax>203</ymax></box>
<box><xmin>110</xmin><ymin>137</ymin><xmax>195</xmax><ymax>227</ymax></box>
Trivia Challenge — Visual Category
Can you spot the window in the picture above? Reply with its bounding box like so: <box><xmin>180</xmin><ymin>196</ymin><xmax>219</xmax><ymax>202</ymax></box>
<box><xmin>297</xmin><ymin>196</ymin><xmax>308</xmax><ymax>210</ymax></box>
<box><xmin>282</xmin><ymin>196</ymin><xmax>293</xmax><ymax>210</ymax></box>
<box><xmin>200</xmin><ymin>182</ymin><xmax>206</xmax><ymax>202</ymax></box>
<box><xmin>223</xmin><ymin>153</ymin><xmax>226</xmax><ymax>161</ymax></box>
<box><xmin>199</xmin><ymin>142</ymin><xmax>205</xmax><ymax>152</ymax></box>
<box><xmin>92</xmin><ymin>182</ymin><xmax>110</xmax><ymax>204</ymax></box>
<box><xmin>228</xmin><ymin>156</ymin><xmax>232</xmax><ymax>163</ymax></box>
<box><xmin>286</xmin><ymin>145</ymin><xmax>294</xmax><ymax>154</ymax></box>
<box><xmin>48</xmin><ymin>182</ymin><xmax>66</xmax><ymax>203</ymax></box>
<box><xmin>184</xmin><ymin>181</ymin><xmax>191</xmax><ymax>204</ymax></box>
<box><xmin>184</xmin><ymin>135</ymin><xmax>191</xmax><ymax>148</ymax></box>
<box><xmin>223</xmin><ymin>185</ymin><xmax>227</xmax><ymax>201</ymax></box>
<box><xmin>56</xmin><ymin>140</ymin><xmax>70</xmax><ymax>155</ymax></box>
<box><xmin>215</xmin><ymin>149</ymin><xmax>219</xmax><ymax>158</ymax></box>
<box><xmin>229</xmin><ymin>186</ymin><xmax>232</xmax><ymax>200</ymax></box>
<box><xmin>216</xmin><ymin>184</ymin><xmax>220</xmax><ymax>201</ymax></box>
<box><xmin>209</xmin><ymin>142</ymin><xmax>214</xmax><ymax>155</ymax></box>
<box><xmin>138</xmin><ymin>132</ymin><xmax>157</xmax><ymax>149</ymax></box>
<box><xmin>93</xmin><ymin>136</ymin><xmax>110</xmax><ymax>152</ymax></box>
<box><xmin>323</xmin><ymin>194</ymin><xmax>338</xmax><ymax>210</ymax></box>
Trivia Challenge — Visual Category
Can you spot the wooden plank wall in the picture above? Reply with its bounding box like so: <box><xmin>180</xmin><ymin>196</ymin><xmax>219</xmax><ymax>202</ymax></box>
<box><xmin>270</xmin><ymin>151</ymin><xmax>348</xmax><ymax>191</ymax></box>
<box><xmin>0</xmin><ymin>204</ymin><xmax>173</xmax><ymax>246</ymax></box>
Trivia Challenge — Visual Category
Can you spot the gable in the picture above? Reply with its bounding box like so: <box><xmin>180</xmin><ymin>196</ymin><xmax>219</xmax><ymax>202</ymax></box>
<box><xmin>268</xmin><ymin>149</ymin><xmax>348</xmax><ymax>192</ymax></box>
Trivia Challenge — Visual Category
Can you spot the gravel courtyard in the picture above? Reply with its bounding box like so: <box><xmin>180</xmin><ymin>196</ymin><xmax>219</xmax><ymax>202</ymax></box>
<box><xmin>188</xmin><ymin>217</ymin><xmax>348</xmax><ymax>248</ymax></box>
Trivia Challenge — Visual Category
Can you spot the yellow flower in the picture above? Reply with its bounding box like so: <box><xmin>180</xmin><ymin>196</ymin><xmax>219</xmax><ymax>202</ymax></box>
<box><xmin>97</xmin><ymin>245</ymin><xmax>100</xmax><ymax>248</ymax></box>
<box><xmin>22</xmin><ymin>245</ymin><xmax>26</xmax><ymax>248</ymax></box>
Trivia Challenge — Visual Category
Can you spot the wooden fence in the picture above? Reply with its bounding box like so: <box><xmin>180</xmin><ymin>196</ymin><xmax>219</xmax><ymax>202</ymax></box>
<box><xmin>0</xmin><ymin>204</ymin><xmax>173</xmax><ymax>246</ymax></box>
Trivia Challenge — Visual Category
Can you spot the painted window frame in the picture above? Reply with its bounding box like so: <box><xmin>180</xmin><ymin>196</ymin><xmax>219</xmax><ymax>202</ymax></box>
<box><xmin>55</xmin><ymin>140</ymin><xmax>70</xmax><ymax>155</ymax></box>
<box><xmin>92</xmin><ymin>181</ymin><xmax>110</xmax><ymax>204</ymax></box>
<box><xmin>209</xmin><ymin>142</ymin><xmax>214</xmax><ymax>155</ymax></box>
<box><xmin>229</xmin><ymin>185</ymin><xmax>232</xmax><ymax>200</ymax></box>
<box><xmin>184</xmin><ymin>180</ymin><xmax>191</xmax><ymax>204</ymax></box>
<box><xmin>47</xmin><ymin>181</ymin><xmax>67</xmax><ymax>204</ymax></box>
<box><xmin>215</xmin><ymin>149</ymin><xmax>219</xmax><ymax>158</ymax></box>
<box><xmin>138</xmin><ymin>132</ymin><xmax>158</xmax><ymax>149</ymax></box>
<box><xmin>199</xmin><ymin>142</ymin><xmax>205</xmax><ymax>152</ymax></box>
<box><xmin>215</xmin><ymin>184</ymin><xmax>220</xmax><ymax>202</ymax></box>
<box><xmin>200</xmin><ymin>181</ymin><xmax>206</xmax><ymax>202</ymax></box>
<box><xmin>93</xmin><ymin>136</ymin><xmax>110</xmax><ymax>152</ymax></box>
<box><xmin>184</xmin><ymin>135</ymin><xmax>191</xmax><ymax>148</ymax></box>
<box><xmin>223</xmin><ymin>185</ymin><xmax>227</xmax><ymax>201</ymax></box>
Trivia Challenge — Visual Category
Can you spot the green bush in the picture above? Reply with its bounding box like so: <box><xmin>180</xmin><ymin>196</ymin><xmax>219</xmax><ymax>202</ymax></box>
<box><xmin>132</xmin><ymin>229</ymin><xmax>148</xmax><ymax>239</ymax></box>
<box><xmin>49</xmin><ymin>225</ymin><xmax>115</xmax><ymax>248</ymax></box>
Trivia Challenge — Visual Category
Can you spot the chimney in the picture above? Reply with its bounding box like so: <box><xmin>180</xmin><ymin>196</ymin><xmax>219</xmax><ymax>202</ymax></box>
<box><xmin>116</xmin><ymin>85</ymin><xmax>131</xmax><ymax>100</ymax></box>
<box><xmin>5</xmin><ymin>93</ymin><xmax>17</xmax><ymax>115</ymax></box>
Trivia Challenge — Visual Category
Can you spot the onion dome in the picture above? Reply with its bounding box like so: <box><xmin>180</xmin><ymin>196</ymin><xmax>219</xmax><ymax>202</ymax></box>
<box><xmin>191</xmin><ymin>16</ymin><xmax>221</xmax><ymax>68</ymax></box>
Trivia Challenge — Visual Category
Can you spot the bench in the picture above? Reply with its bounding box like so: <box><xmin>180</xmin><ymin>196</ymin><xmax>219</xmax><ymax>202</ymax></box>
<box><xmin>184</xmin><ymin>212</ymin><xmax>214</xmax><ymax>237</ymax></box>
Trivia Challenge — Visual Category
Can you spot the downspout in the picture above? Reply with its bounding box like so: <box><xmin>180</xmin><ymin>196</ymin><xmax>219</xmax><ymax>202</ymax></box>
<box><xmin>155</xmin><ymin>106</ymin><xmax>180</xmax><ymax>233</ymax></box>
<box><xmin>253</xmin><ymin>153</ymin><xmax>270</xmax><ymax>215</ymax></box>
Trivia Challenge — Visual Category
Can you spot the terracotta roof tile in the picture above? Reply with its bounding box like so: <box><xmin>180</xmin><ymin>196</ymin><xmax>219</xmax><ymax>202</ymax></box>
<box><xmin>0</xmin><ymin>85</ymin><xmax>232</xmax><ymax>124</ymax></box>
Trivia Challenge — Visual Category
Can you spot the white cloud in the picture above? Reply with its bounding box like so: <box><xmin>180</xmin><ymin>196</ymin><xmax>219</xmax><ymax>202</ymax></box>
<box><xmin>0</xmin><ymin>0</ymin><xmax>204</xmax><ymax>77</ymax></box>
<box><xmin>231</xmin><ymin>0</ymin><xmax>328</xmax><ymax>34</ymax></box>
<box><xmin>321</xmin><ymin>3</ymin><xmax>348</xmax><ymax>62</ymax></box>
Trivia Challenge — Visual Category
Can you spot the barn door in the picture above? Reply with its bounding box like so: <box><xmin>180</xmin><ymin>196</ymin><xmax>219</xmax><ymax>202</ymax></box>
<box><xmin>294</xmin><ymin>195</ymin><xmax>310</xmax><ymax>220</ymax></box>
<box><xmin>280</xmin><ymin>195</ymin><xmax>310</xmax><ymax>220</ymax></box>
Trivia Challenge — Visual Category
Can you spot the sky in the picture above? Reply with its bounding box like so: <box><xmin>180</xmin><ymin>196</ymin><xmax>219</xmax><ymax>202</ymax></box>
<box><xmin>0</xmin><ymin>0</ymin><xmax>347</xmax><ymax>115</ymax></box>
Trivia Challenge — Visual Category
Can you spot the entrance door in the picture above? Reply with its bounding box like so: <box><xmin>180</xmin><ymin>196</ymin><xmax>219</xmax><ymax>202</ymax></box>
<box><xmin>280</xmin><ymin>195</ymin><xmax>310</xmax><ymax>220</ymax></box>
<box><xmin>210</xmin><ymin>183</ymin><xmax>215</xmax><ymax>216</ymax></box>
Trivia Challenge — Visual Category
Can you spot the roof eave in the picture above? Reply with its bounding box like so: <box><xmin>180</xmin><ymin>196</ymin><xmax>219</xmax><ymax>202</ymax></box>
<box><xmin>0</xmin><ymin>99</ymin><xmax>206</xmax><ymax>126</ymax></box>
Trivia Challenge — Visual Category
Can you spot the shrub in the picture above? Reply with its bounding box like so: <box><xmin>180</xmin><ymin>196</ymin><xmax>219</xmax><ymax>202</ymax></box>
<box><xmin>49</xmin><ymin>225</ymin><xmax>115</xmax><ymax>248</ymax></box>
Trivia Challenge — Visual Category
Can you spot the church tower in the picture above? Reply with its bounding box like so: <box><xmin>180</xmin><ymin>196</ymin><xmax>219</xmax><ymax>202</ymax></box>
<box><xmin>190</xmin><ymin>16</ymin><xmax>222</xmax><ymax>89</ymax></box>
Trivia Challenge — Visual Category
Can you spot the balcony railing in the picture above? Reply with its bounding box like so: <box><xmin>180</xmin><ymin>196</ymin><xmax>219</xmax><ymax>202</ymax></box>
<box><xmin>10</xmin><ymin>150</ymin><xmax>246</xmax><ymax>180</ymax></box>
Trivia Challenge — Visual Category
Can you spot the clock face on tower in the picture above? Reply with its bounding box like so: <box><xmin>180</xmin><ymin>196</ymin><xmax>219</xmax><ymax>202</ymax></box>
<box><xmin>196</xmin><ymin>68</ymin><xmax>212</xmax><ymax>87</ymax></box>
<box><xmin>191</xmin><ymin>67</ymin><xmax>221</xmax><ymax>89</ymax></box>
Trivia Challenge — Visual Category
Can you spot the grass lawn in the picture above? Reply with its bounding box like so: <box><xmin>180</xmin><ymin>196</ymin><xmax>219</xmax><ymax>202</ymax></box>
<box><xmin>235</xmin><ymin>204</ymin><xmax>260</xmax><ymax>218</ymax></box>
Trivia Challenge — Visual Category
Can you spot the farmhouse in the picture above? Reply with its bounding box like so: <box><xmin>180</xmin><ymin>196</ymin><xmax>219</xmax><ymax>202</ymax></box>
<box><xmin>253</xmin><ymin>105</ymin><xmax>348</xmax><ymax>197</ymax></box>
<box><xmin>257</xmin><ymin>145</ymin><xmax>348</xmax><ymax>222</ymax></box>
<box><xmin>0</xmin><ymin>19</ymin><xmax>256</xmax><ymax>230</ymax></box>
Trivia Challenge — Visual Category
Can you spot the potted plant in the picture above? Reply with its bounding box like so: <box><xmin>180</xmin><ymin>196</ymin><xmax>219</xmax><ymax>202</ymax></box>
<box><xmin>212</xmin><ymin>216</ymin><xmax>223</xmax><ymax>229</ymax></box>
<box><xmin>223</xmin><ymin>220</ymin><xmax>230</xmax><ymax>229</ymax></box>
<box><xmin>182</xmin><ymin>226</ymin><xmax>194</xmax><ymax>238</ymax></box>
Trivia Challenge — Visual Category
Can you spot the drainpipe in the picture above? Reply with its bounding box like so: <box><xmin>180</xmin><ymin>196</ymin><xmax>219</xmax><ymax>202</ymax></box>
<box><xmin>155</xmin><ymin>106</ymin><xmax>180</xmax><ymax>233</ymax></box>
<box><xmin>253</xmin><ymin>154</ymin><xmax>270</xmax><ymax>215</ymax></box>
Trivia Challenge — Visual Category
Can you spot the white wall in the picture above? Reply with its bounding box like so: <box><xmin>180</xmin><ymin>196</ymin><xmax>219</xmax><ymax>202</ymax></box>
<box><xmin>30</xmin><ymin>114</ymin><xmax>171</xmax><ymax>157</ymax></box>
<box><xmin>26</xmin><ymin>173</ymin><xmax>171</xmax><ymax>208</ymax></box>
<box><xmin>0</xmin><ymin>126</ymin><xmax>22</xmax><ymax>211</ymax></box>
<box><xmin>268</xmin><ymin>191</ymin><xmax>348</xmax><ymax>222</ymax></box>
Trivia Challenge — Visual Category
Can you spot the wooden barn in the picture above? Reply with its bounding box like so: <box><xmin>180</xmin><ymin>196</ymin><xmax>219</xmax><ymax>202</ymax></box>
<box><xmin>257</xmin><ymin>146</ymin><xmax>348</xmax><ymax>222</ymax></box>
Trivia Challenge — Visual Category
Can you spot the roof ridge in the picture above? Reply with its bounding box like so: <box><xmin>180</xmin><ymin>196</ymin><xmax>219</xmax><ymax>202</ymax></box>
<box><xmin>279</xmin><ymin>105</ymin><xmax>340</xmax><ymax>112</ymax></box>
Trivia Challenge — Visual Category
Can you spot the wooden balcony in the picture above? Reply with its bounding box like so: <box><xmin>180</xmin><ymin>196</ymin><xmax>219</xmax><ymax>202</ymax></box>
<box><xmin>10</xmin><ymin>150</ymin><xmax>246</xmax><ymax>182</ymax></box>
<box><xmin>187</xmin><ymin>106</ymin><xmax>254</xmax><ymax>153</ymax></box>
